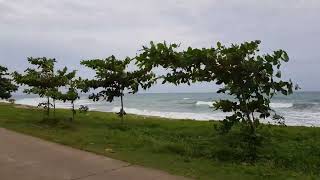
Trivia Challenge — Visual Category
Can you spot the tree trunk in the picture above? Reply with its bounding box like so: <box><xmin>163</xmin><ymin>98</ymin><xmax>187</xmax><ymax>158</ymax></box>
<box><xmin>47</xmin><ymin>96</ymin><xmax>50</xmax><ymax>117</ymax></box>
<box><xmin>72</xmin><ymin>101</ymin><xmax>75</xmax><ymax>122</ymax></box>
<box><xmin>53</xmin><ymin>98</ymin><xmax>56</xmax><ymax>118</ymax></box>
<box><xmin>120</xmin><ymin>89</ymin><xmax>124</xmax><ymax>123</ymax></box>
<box><xmin>243</xmin><ymin>97</ymin><xmax>255</xmax><ymax>132</ymax></box>
<box><xmin>246</xmin><ymin>112</ymin><xmax>255</xmax><ymax>132</ymax></box>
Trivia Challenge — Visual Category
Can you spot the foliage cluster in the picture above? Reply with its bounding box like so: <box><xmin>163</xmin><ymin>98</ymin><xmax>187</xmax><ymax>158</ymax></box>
<box><xmin>81</xmin><ymin>55</ymin><xmax>155</xmax><ymax>120</ymax></box>
<box><xmin>136</xmin><ymin>41</ymin><xmax>294</xmax><ymax>132</ymax></box>
<box><xmin>13</xmin><ymin>57</ymin><xmax>80</xmax><ymax>120</ymax></box>
<box><xmin>0</xmin><ymin>65</ymin><xmax>18</xmax><ymax>99</ymax></box>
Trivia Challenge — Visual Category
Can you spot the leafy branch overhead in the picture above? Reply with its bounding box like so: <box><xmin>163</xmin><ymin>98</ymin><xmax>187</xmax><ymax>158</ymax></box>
<box><xmin>136</xmin><ymin>41</ymin><xmax>218</xmax><ymax>85</ymax></box>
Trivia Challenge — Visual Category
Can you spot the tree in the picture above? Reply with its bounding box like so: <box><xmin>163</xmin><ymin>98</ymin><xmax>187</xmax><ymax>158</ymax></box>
<box><xmin>51</xmin><ymin>65</ymin><xmax>82</xmax><ymax>118</ymax></box>
<box><xmin>137</xmin><ymin>40</ymin><xmax>295</xmax><ymax>160</ymax></box>
<box><xmin>58</xmin><ymin>68</ymin><xmax>81</xmax><ymax>121</ymax></box>
<box><xmin>14</xmin><ymin>57</ymin><xmax>57</xmax><ymax>117</ymax></box>
<box><xmin>81</xmin><ymin>55</ymin><xmax>155</xmax><ymax>122</ymax></box>
<box><xmin>137</xmin><ymin>40</ymin><xmax>294</xmax><ymax>127</ymax></box>
<box><xmin>213</xmin><ymin>41</ymin><xmax>294</xmax><ymax>132</ymax></box>
<box><xmin>212</xmin><ymin>41</ymin><xmax>296</xmax><ymax>160</ymax></box>
<box><xmin>0</xmin><ymin>65</ymin><xmax>18</xmax><ymax>100</ymax></box>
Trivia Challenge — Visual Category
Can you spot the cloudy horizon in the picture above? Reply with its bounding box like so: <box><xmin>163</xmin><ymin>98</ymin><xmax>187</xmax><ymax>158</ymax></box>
<box><xmin>1</xmin><ymin>0</ymin><xmax>319</xmax><ymax>92</ymax></box>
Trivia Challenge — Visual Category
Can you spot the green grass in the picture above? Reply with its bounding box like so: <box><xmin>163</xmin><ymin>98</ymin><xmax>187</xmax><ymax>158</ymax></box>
<box><xmin>0</xmin><ymin>103</ymin><xmax>319</xmax><ymax>179</ymax></box>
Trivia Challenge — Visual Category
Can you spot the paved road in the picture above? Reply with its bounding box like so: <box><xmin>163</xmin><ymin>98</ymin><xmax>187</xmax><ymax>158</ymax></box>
<box><xmin>0</xmin><ymin>128</ymin><xmax>188</xmax><ymax>180</ymax></box>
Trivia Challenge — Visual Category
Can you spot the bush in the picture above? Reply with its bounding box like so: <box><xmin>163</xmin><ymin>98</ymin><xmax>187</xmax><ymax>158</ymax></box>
<box><xmin>79</xmin><ymin>105</ymin><xmax>89</xmax><ymax>113</ymax></box>
<box><xmin>8</xmin><ymin>98</ymin><xmax>15</xmax><ymax>104</ymax></box>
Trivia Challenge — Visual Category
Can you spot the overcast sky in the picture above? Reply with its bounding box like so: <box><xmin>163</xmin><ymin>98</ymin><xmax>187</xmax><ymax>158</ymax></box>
<box><xmin>0</xmin><ymin>0</ymin><xmax>319</xmax><ymax>92</ymax></box>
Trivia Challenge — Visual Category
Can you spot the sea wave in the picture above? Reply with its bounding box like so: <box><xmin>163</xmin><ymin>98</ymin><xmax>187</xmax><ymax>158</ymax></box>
<box><xmin>195</xmin><ymin>101</ymin><xmax>295</xmax><ymax>109</ymax></box>
<box><xmin>10</xmin><ymin>96</ymin><xmax>320</xmax><ymax>127</ymax></box>
<box><xmin>109</xmin><ymin>106</ymin><xmax>319</xmax><ymax>127</ymax></box>
<box><xmin>110</xmin><ymin>107</ymin><xmax>227</xmax><ymax>120</ymax></box>
<box><xmin>269</xmin><ymin>102</ymin><xmax>320</xmax><ymax>110</ymax></box>
<box><xmin>195</xmin><ymin>101</ymin><xmax>214</xmax><ymax>107</ymax></box>
<box><xmin>270</xmin><ymin>102</ymin><xmax>293</xmax><ymax>108</ymax></box>
<box><xmin>292</xmin><ymin>103</ymin><xmax>320</xmax><ymax>110</ymax></box>
<box><xmin>15</xmin><ymin>98</ymin><xmax>94</xmax><ymax>109</ymax></box>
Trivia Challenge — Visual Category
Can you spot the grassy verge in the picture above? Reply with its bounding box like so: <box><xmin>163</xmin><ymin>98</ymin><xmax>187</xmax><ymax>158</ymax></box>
<box><xmin>0</xmin><ymin>103</ymin><xmax>319</xmax><ymax>179</ymax></box>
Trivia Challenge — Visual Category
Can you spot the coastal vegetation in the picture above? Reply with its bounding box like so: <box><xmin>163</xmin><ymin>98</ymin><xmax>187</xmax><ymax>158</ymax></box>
<box><xmin>80</xmin><ymin>55</ymin><xmax>155</xmax><ymax>121</ymax></box>
<box><xmin>0</xmin><ymin>65</ymin><xmax>17</xmax><ymax>99</ymax></box>
<box><xmin>136</xmin><ymin>40</ymin><xmax>296</xmax><ymax>160</ymax></box>
<box><xmin>14</xmin><ymin>57</ymin><xmax>63</xmax><ymax>117</ymax></box>
<box><xmin>0</xmin><ymin>40</ymin><xmax>308</xmax><ymax>179</ymax></box>
<box><xmin>0</xmin><ymin>103</ymin><xmax>319</xmax><ymax>179</ymax></box>
<box><xmin>56</xmin><ymin>68</ymin><xmax>81</xmax><ymax>121</ymax></box>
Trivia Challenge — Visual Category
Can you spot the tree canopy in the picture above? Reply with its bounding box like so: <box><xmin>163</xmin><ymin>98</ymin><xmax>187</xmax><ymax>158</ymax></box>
<box><xmin>57</xmin><ymin>68</ymin><xmax>81</xmax><ymax>121</ymax></box>
<box><xmin>135</xmin><ymin>40</ymin><xmax>297</xmax><ymax>159</ymax></box>
<box><xmin>136</xmin><ymin>41</ymin><xmax>217</xmax><ymax>85</ymax></box>
<box><xmin>136</xmin><ymin>40</ymin><xmax>295</xmax><ymax>154</ymax></box>
<box><xmin>13</xmin><ymin>57</ymin><xmax>71</xmax><ymax>116</ymax></box>
<box><xmin>81</xmin><ymin>55</ymin><xmax>156</xmax><ymax>118</ymax></box>
<box><xmin>13</xmin><ymin>57</ymin><xmax>57</xmax><ymax>98</ymax></box>
<box><xmin>0</xmin><ymin>65</ymin><xmax>18</xmax><ymax>100</ymax></box>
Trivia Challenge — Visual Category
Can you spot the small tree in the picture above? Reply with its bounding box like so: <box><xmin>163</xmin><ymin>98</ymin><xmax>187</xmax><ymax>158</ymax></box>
<box><xmin>212</xmin><ymin>41</ymin><xmax>297</xmax><ymax>160</ymax></box>
<box><xmin>58</xmin><ymin>68</ymin><xmax>81</xmax><ymax>121</ymax></box>
<box><xmin>213</xmin><ymin>41</ymin><xmax>294</xmax><ymax>132</ymax></box>
<box><xmin>0</xmin><ymin>65</ymin><xmax>18</xmax><ymax>100</ymax></box>
<box><xmin>81</xmin><ymin>55</ymin><xmax>155</xmax><ymax>122</ymax></box>
<box><xmin>50</xmin><ymin>66</ymin><xmax>81</xmax><ymax>117</ymax></box>
<box><xmin>137</xmin><ymin>40</ymin><xmax>295</xmax><ymax>160</ymax></box>
<box><xmin>14</xmin><ymin>57</ymin><xmax>57</xmax><ymax>117</ymax></box>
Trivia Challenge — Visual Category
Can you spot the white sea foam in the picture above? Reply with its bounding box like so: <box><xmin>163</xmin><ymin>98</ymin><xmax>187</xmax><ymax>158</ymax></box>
<box><xmin>15</xmin><ymin>97</ymin><xmax>43</xmax><ymax>106</ymax></box>
<box><xmin>109</xmin><ymin>107</ymin><xmax>320</xmax><ymax>127</ymax></box>
<box><xmin>195</xmin><ymin>101</ymin><xmax>293</xmax><ymax>109</ymax></box>
<box><xmin>11</xmin><ymin>96</ymin><xmax>320</xmax><ymax>127</ymax></box>
<box><xmin>195</xmin><ymin>101</ymin><xmax>214</xmax><ymax>107</ymax></box>
<box><xmin>270</xmin><ymin>102</ymin><xmax>293</xmax><ymax>108</ymax></box>
<box><xmin>15</xmin><ymin>98</ymin><xmax>94</xmax><ymax>109</ymax></box>
<box><xmin>183</xmin><ymin>98</ymin><xmax>191</xmax><ymax>100</ymax></box>
<box><xmin>110</xmin><ymin>107</ymin><xmax>227</xmax><ymax>120</ymax></box>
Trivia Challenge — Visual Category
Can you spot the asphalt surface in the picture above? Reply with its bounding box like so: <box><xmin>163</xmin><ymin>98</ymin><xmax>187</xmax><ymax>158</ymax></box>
<box><xmin>0</xmin><ymin>128</ymin><xmax>188</xmax><ymax>180</ymax></box>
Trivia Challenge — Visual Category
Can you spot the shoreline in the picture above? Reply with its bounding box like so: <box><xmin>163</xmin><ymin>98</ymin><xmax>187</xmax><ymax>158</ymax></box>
<box><xmin>5</xmin><ymin>102</ymin><xmax>319</xmax><ymax>128</ymax></box>
<box><xmin>7</xmin><ymin>92</ymin><xmax>320</xmax><ymax>127</ymax></box>
<box><xmin>0</xmin><ymin>102</ymin><xmax>319</xmax><ymax>179</ymax></box>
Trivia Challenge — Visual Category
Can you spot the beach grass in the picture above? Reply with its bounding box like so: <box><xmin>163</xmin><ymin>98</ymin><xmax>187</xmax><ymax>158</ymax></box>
<box><xmin>0</xmin><ymin>102</ymin><xmax>319</xmax><ymax>179</ymax></box>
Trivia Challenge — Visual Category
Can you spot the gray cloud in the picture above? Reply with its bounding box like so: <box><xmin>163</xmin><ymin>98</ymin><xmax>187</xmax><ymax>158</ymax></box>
<box><xmin>0</xmin><ymin>0</ymin><xmax>319</xmax><ymax>92</ymax></box>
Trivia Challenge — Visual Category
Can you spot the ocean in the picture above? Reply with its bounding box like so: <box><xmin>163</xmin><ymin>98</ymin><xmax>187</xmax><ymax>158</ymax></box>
<box><xmin>12</xmin><ymin>92</ymin><xmax>320</xmax><ymax>127</ymax></box>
